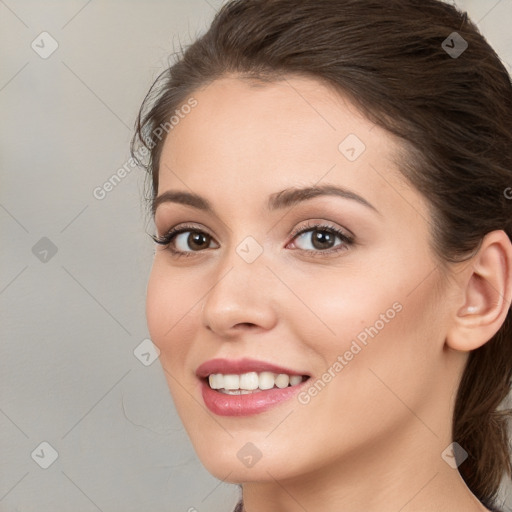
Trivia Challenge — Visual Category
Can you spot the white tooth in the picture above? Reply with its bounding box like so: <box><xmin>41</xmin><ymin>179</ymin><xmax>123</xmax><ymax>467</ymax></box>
<box><xmin>223</xmin><ymin>374</ymin><xmax>240</xmax><ymax>390</ymax></box>
<box><xmin>289</xmin><ymin>375</ymin><xmax>302</xmax><ymax>386</ymax></box>
<box><xmin>258</xmin><ymin>371</ymin><xmax>275</xmax><ymax>390</ymax></box>
<box><xmin>275</xmin><ymin>374</ymin><xmax>290</xmax><ymax>388</ymax></box>
<box><xmin>210</xmin><ymin>372</ymin><xmax>303</xmax><ymax>391</ymax></box>
<box><xmin>213</xmin><ymin>374</ymin><xmax>224</xmax><ymax>389</ymax></box>
<box><xmin>239</xmin><ymin>372</ymin><xmax>259</xmax><ymax>390</ymax></box>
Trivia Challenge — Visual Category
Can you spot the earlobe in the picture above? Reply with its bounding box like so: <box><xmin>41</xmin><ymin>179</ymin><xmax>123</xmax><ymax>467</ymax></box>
<box><xmin>446</xmin><ymin>230</ymin><xmax>512</xmax><ymax>352</ymax></box>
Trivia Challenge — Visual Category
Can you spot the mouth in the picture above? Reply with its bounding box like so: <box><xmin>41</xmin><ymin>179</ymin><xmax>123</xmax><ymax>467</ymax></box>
<box><xmin>196</xmin><ymin>358</ymin><xmax>311</xmax><ymax>416</ymax></box>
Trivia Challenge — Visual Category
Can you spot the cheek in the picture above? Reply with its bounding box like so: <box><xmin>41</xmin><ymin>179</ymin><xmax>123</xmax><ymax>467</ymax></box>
<box><xmin>145</xmin><ymin>261</ymin><xmax>197</xmax><ymax>364</ymax></box>
<box><xmin>145</xmin><ymin>262</ymin><xmax>205</xmax><ymax>423</ymax></box>
<box><xmin>145</xmin><ymin>264</ymin><xmax>169</xmax><ymax>345</ymax></box>
<box><xmin>313</xmin><ymin>269</ymin><xmax>442</xmax><ymax>426</ymax></box>
<box><xmin>282</xmin><ymin>264</ymin><xmax>403</xmax><ymax>355</ymax></box>
<box><xmin>293</xmin><ymin>255</ymin><xmax>443</xmax><ymax>406</ymax></box>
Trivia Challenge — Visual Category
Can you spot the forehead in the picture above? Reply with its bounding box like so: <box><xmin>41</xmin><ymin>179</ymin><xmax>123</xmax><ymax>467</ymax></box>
<box><xmin>157</xmin><ymin>75</ymin><xmax>421</xmax><ymax>220</ymax></box>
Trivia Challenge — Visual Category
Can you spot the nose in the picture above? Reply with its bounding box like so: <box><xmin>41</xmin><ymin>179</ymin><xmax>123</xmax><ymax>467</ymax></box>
<box><xmin>201</xmin><ymin>250</ymin><xmax>278</xmax><ymax>338</ymax></box>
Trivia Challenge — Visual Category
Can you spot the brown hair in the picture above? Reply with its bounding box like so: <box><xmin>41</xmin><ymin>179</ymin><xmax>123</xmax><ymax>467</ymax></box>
<box><xmin>131</xmin><ymin>0</ymin><xmax>512</xmax><ymax>508</ymax></box>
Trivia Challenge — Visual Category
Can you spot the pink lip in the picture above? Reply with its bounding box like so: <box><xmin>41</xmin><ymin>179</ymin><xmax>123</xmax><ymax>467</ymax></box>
<box><xmin>195</xmin><ymin>358</ymin><xmax>308</xmax><ymax>378</ymax></box>
<box><xmin>196</xmin><ymin>358</ymin><xmax>310</xmax><ymax>417</ymax></box>
<box><xmin>200</xmin><ymin>379</ymin><xmax>309</xmax><ymax>416</ymax></box>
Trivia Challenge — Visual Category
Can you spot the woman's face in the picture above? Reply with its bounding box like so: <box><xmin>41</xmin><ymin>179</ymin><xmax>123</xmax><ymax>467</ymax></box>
<box><xmin>146</xmin><ymin>75</ymin><xmax>459</xmax><ymax>483</ymax></box>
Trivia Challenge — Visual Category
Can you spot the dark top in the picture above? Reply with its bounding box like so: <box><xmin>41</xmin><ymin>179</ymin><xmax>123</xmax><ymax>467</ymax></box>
<box><xmin>232</xmin><ymin>499</ymin><xmax>507</xmax><ymax>511</ymax></box>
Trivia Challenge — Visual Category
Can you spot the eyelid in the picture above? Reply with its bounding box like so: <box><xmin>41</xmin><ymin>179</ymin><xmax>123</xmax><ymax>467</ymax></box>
<box><xmin>155</xmin><ymin>218</ymin><xmax>352</xmax><ymax>240</ymax></box>
<box><xmin>288</xmin><ymin>219</ymin><xmax>354</xmax><ymax>243</ymax></box>
<box><xmin>153</xmin><ymin>221</ymin><xmax>210</xmax><ymax>238</ymax></box>
<box><xmin>151</xmin><ymin>222</ymin><xmax>216</xmax><ymax>246</ymax></box>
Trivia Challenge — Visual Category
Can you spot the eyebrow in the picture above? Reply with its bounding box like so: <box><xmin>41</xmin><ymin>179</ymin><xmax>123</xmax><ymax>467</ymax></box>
<box><xmin>152</xmin><ymin>184</ymin><xmax>379</xmax><ymax>217</ymax></box>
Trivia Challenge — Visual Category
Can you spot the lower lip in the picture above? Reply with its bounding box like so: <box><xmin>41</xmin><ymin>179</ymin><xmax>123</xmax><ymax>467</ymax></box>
<box><xmin>200</xmin><ymin>378</ymin><xmax>309</xmax><ymax>416</ymax></box>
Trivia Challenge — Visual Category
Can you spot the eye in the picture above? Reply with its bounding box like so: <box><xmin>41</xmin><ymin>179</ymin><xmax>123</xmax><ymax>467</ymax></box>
<box><xmin>288</xmin><ymin>222</ymin><xmax>354</xmax><ymax>256</ymax></box>
<box><xmin>172</xmin><ymin>231</ymin><xmax>213</xmax><ymax>252</ymax></box>
<box><xmin>150</xmin><ymin>223</ymin><xmax>218</xmax><ymax>258</ymax></box>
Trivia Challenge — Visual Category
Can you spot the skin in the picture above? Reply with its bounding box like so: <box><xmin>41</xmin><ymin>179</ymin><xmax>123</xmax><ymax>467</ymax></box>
<box><xmin>146</xmin><ymin>75</ymin><xmax>512</xmax><ymax>512</ymax></box>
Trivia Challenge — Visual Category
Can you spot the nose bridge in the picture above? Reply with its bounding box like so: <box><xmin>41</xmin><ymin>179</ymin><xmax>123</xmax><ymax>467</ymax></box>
<box><xmin>201</xmin><ymin>233</ymin><xmax>277</xmax><ymax>333</ymax></box>
<box><xmin>207</xmin><ymin>234</ymin><xmax>269</xmax><ymax>303</ymax></box>
<box><xmin>213</xmin><ymin>217</ymin><xmax>270</xmax><ymax>286</ymax></box>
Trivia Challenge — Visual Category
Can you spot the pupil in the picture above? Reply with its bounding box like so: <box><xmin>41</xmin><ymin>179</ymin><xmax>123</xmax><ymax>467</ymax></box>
<box><xmin>189</xmin><ymin>232</ymin><xmax>208</xmax><ymax>250</ymax></box>
<box><xmin>313</xmin><ymin>230</ymin><xmax>333</xmax><ymax>250</ymax></box>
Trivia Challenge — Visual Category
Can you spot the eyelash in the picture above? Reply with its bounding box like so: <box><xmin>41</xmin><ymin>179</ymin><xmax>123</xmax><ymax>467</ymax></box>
<box><xmin>150</xmin><ymin>221</ymin><xmax>354</xmax><ymax>259</ymax></box>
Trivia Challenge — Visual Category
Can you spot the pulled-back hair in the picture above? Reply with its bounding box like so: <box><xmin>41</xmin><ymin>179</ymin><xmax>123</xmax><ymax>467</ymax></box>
<box><xmin>131</xmin><ymin>0</ymin><xmax>512</xmax><ymax>508</ymax></box>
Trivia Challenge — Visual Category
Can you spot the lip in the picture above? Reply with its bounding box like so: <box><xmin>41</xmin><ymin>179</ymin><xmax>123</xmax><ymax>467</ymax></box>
<box><xmin>200</xmin><ymin>378</ymin><xmax>310</xmax><ymax>416</ymax></box>
<box><xmin>196</xmin><ymin>358</ymin><xmax>311</xmax><ymax>417</ymax></box>
<box><xmin>196</xmin><ymin>357</ymin><xmax>309</xmax><ymax>379</ymax></box>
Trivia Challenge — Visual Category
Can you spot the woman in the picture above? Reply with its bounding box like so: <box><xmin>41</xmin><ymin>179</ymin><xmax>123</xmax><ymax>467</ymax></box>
<box><xmin>131</xmin><ymin>0</ymin><xmax>512</xmax><ymax>510</ymax></box>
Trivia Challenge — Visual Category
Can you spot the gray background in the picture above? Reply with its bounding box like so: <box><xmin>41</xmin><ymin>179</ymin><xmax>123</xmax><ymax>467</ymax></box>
<box><xmin>0</xmin><ymin>1</ymin><xmax>511</xmax><ymax>511</ymax></box>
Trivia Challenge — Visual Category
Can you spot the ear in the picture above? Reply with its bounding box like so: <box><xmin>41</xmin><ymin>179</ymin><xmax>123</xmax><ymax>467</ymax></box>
<box><xmin>446</xmin><ymin>230</ymin><xmax>512</xmax><ymax>352</ymax></box>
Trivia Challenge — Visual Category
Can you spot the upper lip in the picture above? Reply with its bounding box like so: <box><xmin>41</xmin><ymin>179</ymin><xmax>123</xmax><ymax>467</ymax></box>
<box><xmin>196</xmin><ymin>358</ymin><xmax>310</xmax><ymax>378</ymax></box>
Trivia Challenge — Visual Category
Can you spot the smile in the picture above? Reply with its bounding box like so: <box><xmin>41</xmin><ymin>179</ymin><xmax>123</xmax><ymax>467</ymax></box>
<box><xmin>196</xmin><ymin>358</ymin><xmax>311</xmax><ymax>416</ymax></box>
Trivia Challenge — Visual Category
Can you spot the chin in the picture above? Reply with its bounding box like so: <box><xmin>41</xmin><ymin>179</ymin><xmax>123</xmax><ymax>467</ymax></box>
<box><xmin>198</xmin><ymin>452</ymin><xmax>296</xmax><ymax>483</ymax></box>
<box><xmin>187</xmin><ymin>431</ymin><xmax>314</xmax><ymax>484</ymax></box>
